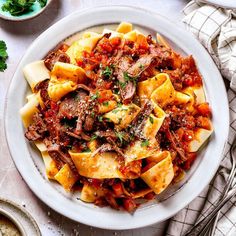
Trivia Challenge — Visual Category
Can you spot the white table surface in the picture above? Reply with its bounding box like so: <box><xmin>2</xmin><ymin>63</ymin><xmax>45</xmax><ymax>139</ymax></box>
<box><xmin>0</xmin><ymin>0</ymin><xmax>189</xmax><ymax>235</ymax></box>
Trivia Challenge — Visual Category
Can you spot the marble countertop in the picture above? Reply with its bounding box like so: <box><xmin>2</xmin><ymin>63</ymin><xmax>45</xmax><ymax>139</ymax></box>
<box><xmin>0</xmin><ymin>0</ymin><xmax>188</xmax><ymax>235</ymax></box>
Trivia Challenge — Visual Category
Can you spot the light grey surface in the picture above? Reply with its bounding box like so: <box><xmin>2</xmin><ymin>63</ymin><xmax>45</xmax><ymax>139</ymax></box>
<box><xmin>0</xmin><ymin>0</ymin><xmax>188</xmax><ymax>235</ymax></box>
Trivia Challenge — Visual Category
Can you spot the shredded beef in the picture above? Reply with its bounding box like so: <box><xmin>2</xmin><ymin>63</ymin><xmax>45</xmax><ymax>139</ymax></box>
<box><xmin>44</xmin><ymin>50</ymin><xmax>70</xmax><ymax>71</ymax></box>
<box><xmin>25</xmin><ymin>113</ymin><xmax>47</xmax><ymax>141</ymax></box>
<box><xmin>47</xmin><ymin>142</ymin><xmax>77</xmax><ymax>172</ymax></box>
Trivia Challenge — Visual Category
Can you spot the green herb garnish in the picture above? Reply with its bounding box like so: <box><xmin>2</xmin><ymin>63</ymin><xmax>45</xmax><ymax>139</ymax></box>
<box><xmin>98</xmin><ymin>116</ymin><xmax>103</xmax><ymax>122</ymax></box>
<box><xmin>0</xmin><ymin>41</ymin><xmax>8</xmax><ymax>72</ymax></box>
<box><xmin>139</xmin><ymin>64</ymin><xmax>144</xmax><ymax>70</ymax></box>
<box><xmin>82</xmin><ymin>148</ymin><xmax>91</xmax><ymax>153</ymax></box>
<box><xmin>117</xmin><ymin>102</ymin><xmax>122</xmax><ymax>108</ymax></box>
<box><xmin>115</xmin><ymin>131</ymin><xmax>124</xmax><ymax>143</ymax></box>
<box><xmin>149</xmin><ymin>116</ymin><xmax>154</xmax><ymax>124</ymax></box>
<box><xmin>119</xmin><ymin>81</ymin><xmax>127</xmax><ymax>89</ymax></box>
<box><xmin>90</xmin><ymin>134</ymin><xmax>98</xmax><ymax>141</ymax></box>
<box><xmin>103</xmin><ymin>101</ymin><xmax>109</xmax><ymax>106</ymax></box>
<box><xmin>91</xmin><ymin>111</ymin><xmax>95</xmax><ymax>118</ymax></box>
<box><xmin>102</xmin><ymin>66</ymin><xmax>112</xmax><ymax>77</ymax></box>
<box><xmin>2</xmin><ymin>0</ymin><xmax>47</xmax><ymax>16</ymax></box>
<box><xmin>112</xmin><ymin>109</ymin><xmax>119</xmax><ymax>114</ymax></box>
<box><xmin>91</xmin><ymin>91</ymin><xmax>100</xmax><ymax>101</ymax></box>
<box><xmin>38</xmin><ymin>0</ymin><xmax>47</xmax><ymax>7</ymax></box>
<box><xmin>141</xmin><ymin>140</ymin><xmax>149</xmax><ymax>147</ymax></box>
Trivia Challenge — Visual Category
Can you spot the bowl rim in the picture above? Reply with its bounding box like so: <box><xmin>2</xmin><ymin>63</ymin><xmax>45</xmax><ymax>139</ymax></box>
<box><xmin>0</xmin><ymin>0</ymin><xmax>52</xmax><ymax>22</ymax></box>
<box><xmin>0</xmin><ymin>208</ymin><xmax>26</xmax><ymax>235</ymax></box>
<box><xmin>4</xmin><ymin>5</ymin><xmax>229</xmax><ymax>230</ymax></box>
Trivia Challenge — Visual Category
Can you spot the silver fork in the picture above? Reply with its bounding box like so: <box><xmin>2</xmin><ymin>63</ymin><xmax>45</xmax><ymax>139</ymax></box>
<box><xmin>184</xmin><ymin>136</ymin><xmax>236</xmax><ymax>236</ymax></box>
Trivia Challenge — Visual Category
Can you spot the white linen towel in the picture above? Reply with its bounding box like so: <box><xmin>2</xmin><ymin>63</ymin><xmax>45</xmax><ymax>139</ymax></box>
<box><xmin>166</xmin><ymin>1</ymin><xmax>236</xmax><ymax>236</ymax></box>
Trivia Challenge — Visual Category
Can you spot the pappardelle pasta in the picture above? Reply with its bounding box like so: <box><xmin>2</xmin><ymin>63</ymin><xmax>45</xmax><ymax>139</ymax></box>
<box><xmin>20</xmin><ymin>22</ymin><xmax>213</xmax><ymax>212</ymax></box>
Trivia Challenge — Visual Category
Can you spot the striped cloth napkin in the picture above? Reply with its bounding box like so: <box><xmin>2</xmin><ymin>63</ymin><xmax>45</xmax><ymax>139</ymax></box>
<box><xmin>166</xmin><ymin>1</ymin><xmax>236</xmax><ymax>236</ymax></box>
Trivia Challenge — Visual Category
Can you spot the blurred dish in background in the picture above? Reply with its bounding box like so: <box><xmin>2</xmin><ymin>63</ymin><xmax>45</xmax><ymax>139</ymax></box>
<box><xmin>0</xmin><ymin>198</ymin><xmax>41</xmax><ymax>236</ymax></box>
<box><xmin>199</xmin><ymin>0</ymin><xmax>236</xmax><ymax>8</ymax></box>
<box><xmin>0</xmin><ymin>0</ymin><xmax>52</xmax><ymax>21</ymax></box>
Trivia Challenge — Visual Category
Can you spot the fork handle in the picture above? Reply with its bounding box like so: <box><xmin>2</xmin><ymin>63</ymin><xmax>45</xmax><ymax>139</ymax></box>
<box><xmin>184</xmin><ymin>187</ymin><xmax>236</xmax><ymax>236</ymax></box>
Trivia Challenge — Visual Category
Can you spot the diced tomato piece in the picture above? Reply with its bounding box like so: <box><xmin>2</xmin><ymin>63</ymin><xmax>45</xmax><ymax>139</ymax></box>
<box><xmin>176</xmin><ymin>128</ymin><xmax>185</xmax><ymax>141</ymax></box>
<box><xmin>183</xmin><ymin>75</ymin><xmax>194</xmax><ymax>87</ymax></box>
<box><xmin>100</xmin><ymin>39</ymin><xmax>113</xmax><ymax>53</ymax></box>
<box><xmin>110</xmin><ymin>37</ymin><xmax>121</xmax><ymax>46</ymax></box>
<box><xmin>123</xmin><ymin>198</ymin><xmax>137</xmax><ymax>213</ymax></box>
<box><xmin>197</xmin><ymin>103</ymin><xmax>212</xmax><ymax>118</ymax></box>
<box><xmin>183</xmin><ymin>130</ymin><xmax>194</xmax><ymax>142</ymax></box>
<box><xmin>98</xmin><ymin>90</ymin><xmax>113</xmax><ymax>103</ymax></box>
<box><xmin>103</xmin><ymin>81</ymin><xmax>112</xmax><ymax>89</ymax></box>
<box><xmin>136</xmin><ymin>34</ymin><xmax>149</xmax><ymax>50</ymax></box>
<box><xmin>112</xmin><ymin>183</ymin><xmax>123</xmax><ymax>197</ymax></box>
<box><xmin>87</xmin><ymin>179</ymin><xmax>102</xmax><ymax>188</ymax></box>
<box><xmin>183</xmin><ymin>115</ymin><xmax>196</xmax><ymax>129</ymax></box>
<box><xmin>50</xmin><ymin>101</ymin><xmax>59</xmax><ymax>111</ymax></box>
<box><xmin>144</xmin><ymin>192</ymin><xmax>156</xmax><ymax>200</ymax></box>
<box><xmin>196</xmin><ymin>116</ymin><xmax>211</xmax><ymax>130</ymax></box>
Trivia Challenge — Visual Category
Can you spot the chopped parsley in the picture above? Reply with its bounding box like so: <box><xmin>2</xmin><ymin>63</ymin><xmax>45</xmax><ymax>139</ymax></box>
<box><xmin>139</xmin><ymin>64</ymin><xmax>144</xmax><ymax>70</ymax></box>
<box><xmin>112</xmin><ymin>109</ymin><xmax>119</xmax><ymax>114</ymax></box>
<box><xmin>91</xmin><ymin>91</ymin><xmax>100</xmax><ymax>101</ymax></box>
<box><xmin>141</xmin><ymin>139</ymin><xmax>149</xmax><ymax>147</ymax></box>
<box><xmin>103</xmin><ymin>101</ymin><xmax>109</xmax><ymax>106</ymax></box>
<box><xmin>90</xmin><ymin>134</ymin><xmax>98</xmax><ymax>141</ymax></box>
<box><xmin>123</xmin><ymin>72</ymin><xmax>138</xmax><ymax>83</ymax></box>
<box><xmin>102</xmin><ymin>65</ymin><xmax>114</xmax><ymax>78</ymax></box>
<box><xmin>82</xmin><ymin>148</ymin><xmax>91</xmax><ymax>153</ymax></box>
<box><xmin>117</xmin><ymin>102</ymin><xmax>122</xmax><ymax>108</ymax></box>
<box><xmin>0</xmin><ymin>41</ymin><xmax>8</xmax><ymax>72</ymax></box>
<box><xmin>149</xmin><ymin>116</ymin><xmax>154</xmax><ymax>124</ymax></box>
<box><xmin>91</xmin><ymin>111</ymin><xmax>95</xmax><ymax>118</ymax></box>
<box><xmin>119</xmin><ymin>81</ymin><xmax>127</xmax><ymax>89</ymax></box>
<box><xmin>98</xmin><ymin>115</ymin><xmax>103</xmax><ymax>122</ymax></box>
<box><xmin>119</xmin><ymin>72</ymin><xmax>138</xmax><ymax>88</ymax></box>
<box><xmin>115</xmin><ymin>131</ymin><xmax>124</xmax><ymax>143</ymax></box>
<box><xmin>2</xmin><ymin>0</ymin><xmax>47</xmax><ymax>16</ymax></box>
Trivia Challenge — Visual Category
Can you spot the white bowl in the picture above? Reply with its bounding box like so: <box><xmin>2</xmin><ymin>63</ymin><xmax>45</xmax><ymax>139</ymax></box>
<box><xmin>4</xmin><ymin>6</ymin><xmax>229</xmax><ymax>230</ymax></box>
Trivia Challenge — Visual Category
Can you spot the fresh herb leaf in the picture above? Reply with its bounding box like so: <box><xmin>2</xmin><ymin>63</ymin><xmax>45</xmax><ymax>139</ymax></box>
<box><xmin>149</xmin><ymin>116</ymin><xmax>154</xmax><ymax>124</ymax></box>
<box><xmin>91</xmin><ymin>91</ymin><xmax>100</xmax><ymax>100</ymax></box>
<box><xmin>91</xmin><ymin>111</ymin><xmax>95</xmax><ymax>118</ymax></box>
<box><xmin>82</xmin><ymin>148</ymin><xmax>91</xmax><ymax>153</ymax></box>
<box><xmin>90</xmin><ymin>134</ymin><xmax>98</xmax><ymax>141</ymax></box>
<box><xmin>102</xmin><ymin>65</ymin><xmax>113</xmax><ymax>78</ymax></box>
<box><xmin>98</xmin><ymin>116</ymin><xmax>103</xmax><ymax>122</ymax></box>
<box><xmin>141</xmin><ymin>139</ymin><xmax>149</xmax><ymax>147</ymax></box>
<box><xmin>103</xmin><ymin>101</ymin><xmax>109</xmax><ymax>106</ymax></box>
<box><xmin>112</xmin><ymin>109</ymin><xmax>119</xmax><ymax>114</ymax></box>
<box><xmin>119</xmin><ymin>81</ymin><xmax>127</xmax><ymax>89</ymax></box>
<box><xmin>37</xmin><ymin>0</ymin><xmax>47</xmax><ymax>7</ymax></box>
<box><xmin>115</xmin><ymin>131</ymin><xmax>124</xmax><ymax>143</ymax></box>
<box><xmin>139</xmin><ymin>64</ymin><xmax>144</xmax><ymax>70</ymax></box>
<box><xmin>117</xmin><ymin>102</ymin><xmax>122</xmax><ymax>108</ymax></box>
<box><xmin>0</xmin><ymin>41</ymin><xmax>8</xmax><ymax>72</ymax></box>
<box><xmin>2</xmin><ymin>0</ymin><xmax>47</xmax><ymax>16</ymax></box>
<box><xmin>123</xmin><ymin>72</ymin><xmax>138</xmax><ymax>84</ymax></box>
